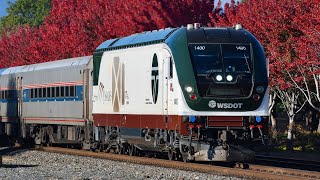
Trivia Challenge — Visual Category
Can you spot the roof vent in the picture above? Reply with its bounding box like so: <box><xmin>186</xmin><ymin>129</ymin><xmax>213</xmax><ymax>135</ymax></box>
<box><xmin>235</xmin><ymin>24</ymin><xmax>242</xmax><ymax>30</ymax></box>
<box><xmin>194</xmin><ymin>23</ymin><xmax>201</xmax><ymax>29</ymax></box>
<box><xmin>187</xmin><ymin>24</ymin><xmax>194</xmax><ymax>30</ymax></box>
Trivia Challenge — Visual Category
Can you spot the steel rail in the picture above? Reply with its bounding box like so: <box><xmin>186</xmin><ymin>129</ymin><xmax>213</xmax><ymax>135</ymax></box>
<box><xmin>254</xmin><ymin>155</ymin><xmax>320</xmax><ymax>172</ymax></box>
<box><xmin>35</xmin><ymin>147</ymin><xmax>320</xmax><ymax>180</ymax></box>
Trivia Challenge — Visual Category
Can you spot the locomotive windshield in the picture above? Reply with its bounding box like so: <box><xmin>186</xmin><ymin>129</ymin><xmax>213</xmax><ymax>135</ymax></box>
<box><xmin>189</xmin><ymin>44</ymin><xmax>253</xmax><ymax>98</ymax></box>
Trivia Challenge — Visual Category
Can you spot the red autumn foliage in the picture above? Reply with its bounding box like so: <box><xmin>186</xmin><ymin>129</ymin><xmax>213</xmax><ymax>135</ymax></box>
<box><xmin>1</xmin><ymin>0</ymin><xmax>319</xmax><ymax>93</ymax></box>
<box><xmin>210</xmin><ymin>0</ymin><xmax>320</xmax><ymax>90</ymax></box>
<box><xmin>0</xmin><ymin>0</ymin><xmax>213</xmax><ymax>67</ymax></box>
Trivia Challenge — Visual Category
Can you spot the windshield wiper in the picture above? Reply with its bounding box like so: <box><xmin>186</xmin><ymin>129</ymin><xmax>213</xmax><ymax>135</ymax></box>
<box><xmin>205</xmin><ymin>69</ymin><xmax>215</xmax><ymax>79</ymax></box>
<box><xmin>243</xmin><ymin>54</ymin><xmax>251</xmax><ymax>72</ymax></box>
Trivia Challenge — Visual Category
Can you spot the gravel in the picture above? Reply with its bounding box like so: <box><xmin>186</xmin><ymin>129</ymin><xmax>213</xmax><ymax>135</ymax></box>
<box><xmin>0</xmin><ymin>150</ymin><xmax>243</xmax><ymax>180</ymax></box>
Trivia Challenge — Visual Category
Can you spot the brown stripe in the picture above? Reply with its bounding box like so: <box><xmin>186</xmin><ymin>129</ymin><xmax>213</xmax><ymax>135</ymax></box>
<box><xmin>93</xmin><ymin>114</ymin><xmax>183</xmax><ymax>131</ymax></box>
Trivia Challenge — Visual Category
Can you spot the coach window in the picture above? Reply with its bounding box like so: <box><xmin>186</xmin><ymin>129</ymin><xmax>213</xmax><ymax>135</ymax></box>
<box><xmin>60</xmin><ymin>86</ymin><xmax>64</xmax><ymax>97</ymax></box>
<box><xmin>70</xmin><ymin>86</ymin><xmax>75</xmax><ymax>97</ymax></box>
<box><xmin>51</xmin><ymin>87</ymin><xmax>55</xmax><ymax>97</ymax></box>
<box><xmin>43</xmin><ymin>88</ymin><xmax>47</xmax><ymax>98</ymax></box>
<box><xmin>35</xmin><ymin>88</ymin><xmax>38</xmax><ymax>98</ymax></box>
<box><xmin>39</xmin><ymin>88</ymin><xmax>43</xmax><ymax>98</ymax></box>
<box><xmin>65</xmin><ymin>86</ymin><xmax>70</xmax><ymax>97</ymax></box>
<box><xmin>30</xmin><ymin>89</ymin><xmax>34</xmax><ymax>98</ymax></box>
<box><xmin>0</xmin><ymin>91</ymin><xmax>2</xmax><ymax>99</ymax></box>
<box><xmin>47</xmin><ymin>87</ymin><xmax>51</xmax><ymax>97</ymax></box>
<box><xmin>56</xmin><ymin>87</ymin><xmax>60</xmax><ymax>97</ymax></box>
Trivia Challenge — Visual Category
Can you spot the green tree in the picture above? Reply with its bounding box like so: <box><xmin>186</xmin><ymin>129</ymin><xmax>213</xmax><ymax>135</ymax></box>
<box><xmin>0</xmin><ymin>0</ymin><xmax>51</xmax><ymax>32</ymax></box>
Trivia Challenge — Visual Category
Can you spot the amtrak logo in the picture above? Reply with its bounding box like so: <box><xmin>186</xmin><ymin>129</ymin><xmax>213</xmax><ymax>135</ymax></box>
<box><xmin>151</xmin><ymin>54</ymin><xmax>159</xmax><ymax>104</ymax></box>
<box><xmin>208</xmin><ymin>100</ymin><xmax>217</xmax><ymax>108</ymax></box>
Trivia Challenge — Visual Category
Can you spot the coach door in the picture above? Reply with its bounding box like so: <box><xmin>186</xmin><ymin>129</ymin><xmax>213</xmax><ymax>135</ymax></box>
<box><xmin>16</xmin><ymin>76</ymin><xmax>26</xmax><ymax>138</ymax></box>
<box><xmin>82</xmin><ymin>69</ymin><xmax>92</xmax><ymax>142</ymax></box>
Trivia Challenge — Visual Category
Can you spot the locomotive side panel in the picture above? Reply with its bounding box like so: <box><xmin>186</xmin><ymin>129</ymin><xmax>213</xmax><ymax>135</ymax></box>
<box><xmin>93</xmin><ymin>44</ymin><xmax>175</xmax><ymax>129</ymax></box>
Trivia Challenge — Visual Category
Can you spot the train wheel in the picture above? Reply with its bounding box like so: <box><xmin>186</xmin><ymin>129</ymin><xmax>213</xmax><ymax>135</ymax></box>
<box><xmin>182</xmin><ymin>154</ymin><xmax>188</xmax><ymax>162</ymax></box>
<box><xmin>128</xmin><ymin>144</ymin><xmax>136</xmax><ymax>156</ymax></box>
<box><xmin>168</xmin><ymin>149</ymin><xmax>175</xmax><ymax>161</ymax></box>
<box><xmin>116</xmin><ymin>145</ymin><xmax>123</xmax><ymax>154</ymax></box>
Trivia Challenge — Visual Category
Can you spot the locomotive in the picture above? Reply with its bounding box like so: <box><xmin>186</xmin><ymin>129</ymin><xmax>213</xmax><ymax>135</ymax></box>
<box><xmin>0</xmin><ymin>24</ymin><xmax>269</xmax><ymax>162</ymax></box>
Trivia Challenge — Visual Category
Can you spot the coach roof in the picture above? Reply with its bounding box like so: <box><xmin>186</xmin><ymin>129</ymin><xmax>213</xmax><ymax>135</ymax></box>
<box><xmin>0</xmin><ymin>56</ymin><xmax>92</xmax><ymax>75</ymax></box>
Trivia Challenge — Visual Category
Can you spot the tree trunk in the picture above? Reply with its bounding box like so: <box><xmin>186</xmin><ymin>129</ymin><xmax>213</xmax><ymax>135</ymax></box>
<box><xmin>286</xmin><ymin>92</ymin><xmax>296</xmax><ymax>151</ymax></box>
<box><xmin>287</xmin><ymin>116</ymin><xmax>294</xmax><ymax>140</ymax></box>
<box><xmin>287</xmin><ymin>115</ymin><xmax>295</xmax><ymax>151</ymax></box>
<box><xmin>270</xmin><ymin>114</ymin><xmax>277</xmax><ymax>139</ymax></box>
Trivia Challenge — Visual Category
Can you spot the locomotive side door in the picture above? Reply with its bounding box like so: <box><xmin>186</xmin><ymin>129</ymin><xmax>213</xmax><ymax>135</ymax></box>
<box><xmin>162</xmin><ymin>49</ymin><xmax>173</xmax><ymax>128</ymax></box>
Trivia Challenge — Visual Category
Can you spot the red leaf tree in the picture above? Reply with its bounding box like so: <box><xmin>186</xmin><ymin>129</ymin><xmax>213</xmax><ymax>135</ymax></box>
<box><xmin>210</xmin><ymin>0</ymin><xmax>320</xmax><ymax>133</ymax></box>
<box><xmin>0</xmin><ymin>0</ymin><xmax>213</xmax><ymax>67</ymax></box>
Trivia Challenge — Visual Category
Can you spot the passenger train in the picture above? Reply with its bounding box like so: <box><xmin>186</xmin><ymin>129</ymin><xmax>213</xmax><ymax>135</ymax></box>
<box><xmin>0</xmin><ymin>24</ymin><xmax>269</xmax><ymax>162</ymax></box>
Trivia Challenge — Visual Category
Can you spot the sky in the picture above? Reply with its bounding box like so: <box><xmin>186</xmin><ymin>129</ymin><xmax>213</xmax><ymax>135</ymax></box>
<box><xmin>0</xmin><ymin>0</ymin><xmax>230</xmax><ymax>18</ymax></box>
<box><xmin>0</xmin><ymin>0</ymin><xmax>14</xmax><ymax>18</ymax></box>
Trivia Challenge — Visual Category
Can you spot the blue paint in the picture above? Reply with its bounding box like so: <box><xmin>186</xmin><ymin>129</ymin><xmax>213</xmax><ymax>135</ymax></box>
<box><xmin>255</xmin><ymin>116</ymin><xmax>262</xmax><ymax>123</ymax></box>
<box><xmin>0</xmin><ymin>86</ymin><xmax>83</xmax><ymax>103</ymax></box>
<box><xmin>189</xmin><ymin>116</ymin><xmax>196</xmax><ymax>123</ymax></box>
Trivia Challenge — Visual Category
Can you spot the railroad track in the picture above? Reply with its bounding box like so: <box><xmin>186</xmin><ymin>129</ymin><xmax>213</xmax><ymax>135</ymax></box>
<box><xmin>254</xmin><ymin>155</ymin><xmax>320</xmax><ymax>172</ymax></box>
<box><xmin>33</xmin><ymin>146</ymin><xmax>320</xmax><ymax>180</ymax></box>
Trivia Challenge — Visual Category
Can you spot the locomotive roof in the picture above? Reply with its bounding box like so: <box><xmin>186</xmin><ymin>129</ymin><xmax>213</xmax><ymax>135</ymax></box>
<box><xmin>95</xmin><ymin>28</ymin><xmax>178</xmax><ymax>52</ymax></box>
<box><xmin>0</xmin><ymin>56</ymin><xmax>92</xmax><ymax>75</ymax></box>
<box><xmin>95</xmin><ymin>26</ymin><xmax>256</xmax><ymax>54</ymax></box>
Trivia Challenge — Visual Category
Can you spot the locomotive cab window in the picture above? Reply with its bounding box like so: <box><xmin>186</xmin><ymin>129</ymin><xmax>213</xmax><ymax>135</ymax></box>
<box><xmin>222</xmin><ymin>44</ymin><xmax>251</xmax><ymax>73</ymax></box>
<box><xmin>169</xmin><ymin>57</ymin><xmax>173</xmax><ymax>79</ymax></box>
<box><xmin>189</xmin><ymin>44</ymin><xmax>222</xmax><ymax>77</ymax></box>
<box><xmin>189</xmin><ymin>43</ymin><xmax>253</xmax><ymax>97</ymax></box>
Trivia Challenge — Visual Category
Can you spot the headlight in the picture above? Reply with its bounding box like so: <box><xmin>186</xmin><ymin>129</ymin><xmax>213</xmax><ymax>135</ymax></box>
<box><xmin>216</xmin><ymin>75</ymin><xmax>223</xmax><ymax>81</ymax></box>
<box><xmin>185</xmin><ymin>86</ymin><xmax>193</xmax><ymax>93</ymax></box>
<box><xmin>256</xmin><ymin>86</ymin><xmax>264</xmax><ymax>93</ymax></box>
<box><xmin>226</xmin><ymin>75</ymin><xmax>233</xmax><ymax>81</ymax></box>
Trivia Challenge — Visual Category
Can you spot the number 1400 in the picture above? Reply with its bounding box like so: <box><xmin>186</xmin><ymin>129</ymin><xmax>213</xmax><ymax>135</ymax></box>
<box><xmin>194</xmin><ymin>46</ymin><xmax>205</xmax><ymax>50</ymax></box>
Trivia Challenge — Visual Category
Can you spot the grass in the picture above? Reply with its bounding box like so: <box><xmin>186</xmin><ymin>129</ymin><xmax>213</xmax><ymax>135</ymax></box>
<box><xmin>269</xmin><ymin>125</ymin><xmax>320</xmax><ymax>153</ymax></box>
